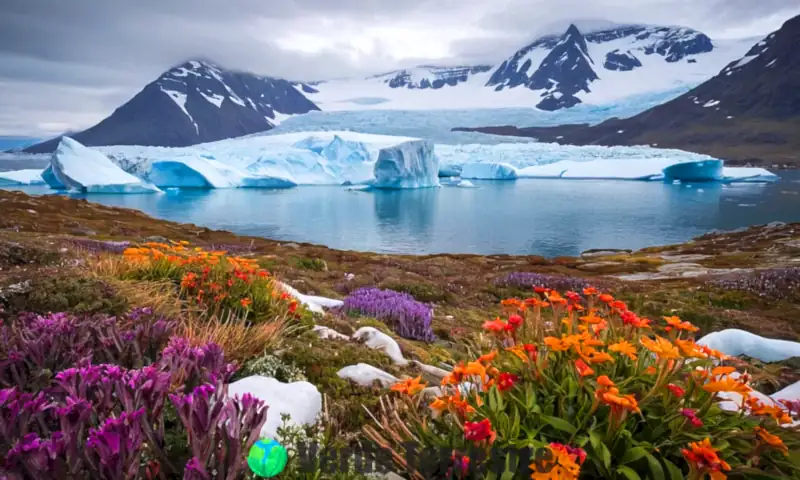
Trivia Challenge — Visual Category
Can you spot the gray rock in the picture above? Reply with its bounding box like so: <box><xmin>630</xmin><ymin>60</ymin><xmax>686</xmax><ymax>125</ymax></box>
<box><xmin>581</xmin><ymin>248</ymin><xmax>631</xmax><ymax>259</ymax></box>
<box><xmin>144</xmin><ymin>235</ymin><xmax>169</xmax><ymax>243</ymax></box>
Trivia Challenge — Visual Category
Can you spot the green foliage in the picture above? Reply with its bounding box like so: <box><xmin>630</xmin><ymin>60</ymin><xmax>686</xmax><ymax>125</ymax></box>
<box><xmin>295</xmin><ymin>257</ymin><xmax>329</xmax><ymax>272</ymax></box>
<box><xmin>281</xmin><ymin>332</ymin><xmax>396</xmax><ymax>433</ymax></box>
<box><xmin>381</xmin><ymin>281</ymin><xmax>451</xmax><ymax>303</ymax></box>
<box><xmin>1</xmin><ymin>276</ymin><xmax>128</xmax><ymax>316</ymax></box>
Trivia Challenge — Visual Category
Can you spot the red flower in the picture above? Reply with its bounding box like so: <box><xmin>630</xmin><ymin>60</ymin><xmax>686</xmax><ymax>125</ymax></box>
<box><xmin>574</xmin><ymin>359</ymin><xmax>594</xmax><ymax>377</ymax></box>
<box><xmin>667</xmin><ymin>384</ymin><xmax>686</xmax><ymax>398</ymax></box>
<box><xmin>497</xmin><ymin>373</ymin><xmax>519</xmax><ymax>392</ymax></box>
<box><xmin>565</xmin><ymin>291</ymin><xmax>582</xmax><ymax>303</ymax></box>
<box><xmin>534</xmin><ymin>286</ymin><xmax>550</xmax><ymax>294</ymax></box>
<box><xmin>681</xmin><ymin>408</ymin><xmax>703</xmax><ymax>428</ymax></box>
<box><xmin>508</xmin><ymin>314</ymin><xmax>523</xmax><ymax>330</ymax></box>
<box><xmin>483</xmin><ymin>318</ymin><xmax>511</xmax><ymax>334</ymax></box>
<box><xmin>288</xmin><ymin>301</ymin><xmax>298</xmax><ymax>314</ymax></box>
<box><xmin>464</xmin><ymin>419</ymin><xmax>496</xmax><ymax>443</ymax></box>
<box><xmin>523</xmin><ymin>343</ymin><xmax>538</xmax><ymax>362</ymax></box>
<box><xmin>280</xmin><ymin>292</ymin><xmax>291</xmax><ymax>300</ymax></box>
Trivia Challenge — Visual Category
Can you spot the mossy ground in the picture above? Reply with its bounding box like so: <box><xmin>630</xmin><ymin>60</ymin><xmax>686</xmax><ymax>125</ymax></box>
<box><xmin>2</xmin><ymin>189</ymin><xmax>799</xmax><ymax>439</ymax></box>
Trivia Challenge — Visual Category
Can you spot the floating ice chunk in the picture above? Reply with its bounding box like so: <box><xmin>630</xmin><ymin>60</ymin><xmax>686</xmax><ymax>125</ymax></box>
<box><xmin>697</xmin><ymin>329</ymin><xmax>800</xmax><ymax>363</ymax></box>
<box><xmin>50</xmin><ymin>137</ymin><xmax>161</xmax><ymax>194</ymax></box>
<box><xmin>0</xmin><ymin>169</ymin><xmax>46</xmax><ymax>186</ymax></box>
<box><xmin>722</xmin><ymin>167</ymin><xmax>780</xmax><ymax>183</ymax></box>
<box><xmin>227</xmin><ymin>376</ymin><xmax>321</xmax><ymax>440</ymax></box>
<box><xmin>372</xmin><ymin>139</ymin><xmax>438</xmax><ymax>189</ymax></box>
<box><xmin>662</xmin><ymin>159</ymin><xmax>723</xmax><ymax>182</ymax></box>
<box><xmin>518</xmin><ymin>158</ymin><xmax>666</xmax><ymax>180</ymax></box>
<box><xmin>460</xmin><ymin>162</ymin><xmax>518</xmax><ymax>180</ymax></box>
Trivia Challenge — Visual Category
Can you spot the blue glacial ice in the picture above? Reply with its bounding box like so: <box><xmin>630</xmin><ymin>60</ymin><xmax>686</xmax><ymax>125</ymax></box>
<box><xmin>0</xmin><ymin>169</ymin><xmax>46</xmax><ymax>186</ymax></box>
<box><xmin>372</xmin><ymin>139</ymin><xmax>439</xmax><ymax>189</ymax></box>
<box><xmin>51</xmin><ymin>137</ymin><xmax>161</xmax><ymax>194</ymax></box>
<box><xmin>41</xmin><ymin>165</ymin><xmax>66</xmax><ymax>189</ymax></box>
<box><xmin>460</xmin><ymin>162</ymin><xmax>518</xmax><ymax>180</ymax></box>
<box><xmin>662</xmin><ymin>160</ymin><xmax>723</xmax><ymax>182</ymax></box>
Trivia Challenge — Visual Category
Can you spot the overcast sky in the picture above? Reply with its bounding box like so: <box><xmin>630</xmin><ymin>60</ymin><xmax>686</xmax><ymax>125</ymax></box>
<box><xmin>1</xmin><ymin>0</ymin><xmax>798</xmax><ymax>138</ymax></box>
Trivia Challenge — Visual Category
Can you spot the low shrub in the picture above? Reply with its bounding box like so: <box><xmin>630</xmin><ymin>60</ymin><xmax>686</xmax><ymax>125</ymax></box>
<box><xmin>239</xmin><ymin>353</ymin><xmax>307</xmax><ymax>383</ymax></box>
<box><xmin>0</xmin><ymin>240</ymin><xmax>59</xmax><ymax>267</ymax></box>
<box><xmin>295</xmin><ymin>257</ymin><xmax>328</xmax><ymax>271</ymax></box>
<box><xmin>341</xmin><ymin>287</ymin><xmax>435</xmax><ymax>342</ymax></box>
<box><xmin>1</xmin><ymin>276</ymin><xmax>129</xmax><ymax>317</ymax></box>
<box><xmin>368</xmin><ymin>289</ymin><xmax>800</xmax><ymax>479</ymax></box>
<box><xmin>382</xmin><ymin>281</ymin><xmax>451</xmax><ymax>303</ymax></box>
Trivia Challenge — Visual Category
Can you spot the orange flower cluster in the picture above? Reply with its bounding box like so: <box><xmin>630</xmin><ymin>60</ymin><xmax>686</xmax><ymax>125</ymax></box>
<box><xmin>531</xmin><ymin>443</ymin><xmax>586</xmax><ymax>480</ymax></box>
<box><xmin>681</xmin><ymin>438</ymin><xmax>731</xmax><ymax>480</ymax></box>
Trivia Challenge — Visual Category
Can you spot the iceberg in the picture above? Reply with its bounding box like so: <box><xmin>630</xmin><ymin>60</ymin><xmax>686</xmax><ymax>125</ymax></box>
<box><xmin>722</xmin><ymin>167</ymin><xmax>780</xmax><ymax>183</ymax></box>
<box><xmin>51</xmin><ymin>137</ymin><xmax>161</xmax><ymax>194</ymax></box>
<box><xmin>0</xmin><ymin>169</ymin><xmax>46</xmax><ymax>186</ymax></box>
<box><xmin>662</xmin><ymin>160</ymin><xmax>724</xmax><ymax>182</ymax></box>
<box><xmin>460</xmin><ymin>162</ymin><xmax>518</xmax><ymax>180</ymax></box>
<box><xmin>372</xmin><ymin>139</ymin><xmax>438</xmax><ymax>189</ymax></box>
<box><xmin>41</xmin><ymin>165</ymin><xmax>66</xmax><ymax>189</ymax></box>
<box><xmin>144</xmin><ymin>157</ymin><xmax>295</xmax><ymax>189</ymax></box>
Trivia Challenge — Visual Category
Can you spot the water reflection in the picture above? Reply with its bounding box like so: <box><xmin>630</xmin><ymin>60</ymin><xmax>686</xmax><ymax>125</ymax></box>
<box><xmin>3</xmin><ymin>171</ymin><xmax>800</xmax><ymax>256</ymax></box>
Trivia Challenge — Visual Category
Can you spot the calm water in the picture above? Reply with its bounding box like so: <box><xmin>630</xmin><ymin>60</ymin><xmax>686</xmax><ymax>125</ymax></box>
<box><xmin>7</xmin><ymin>171</ymin><xmax>800</xmax><ymax>257</ymax></box>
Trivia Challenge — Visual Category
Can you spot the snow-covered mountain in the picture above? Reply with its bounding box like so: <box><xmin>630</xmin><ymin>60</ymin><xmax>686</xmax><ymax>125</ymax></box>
<box><xmin>455</xmin><ymin>14</ymin><xmax>800</xmax><ymax>167</ymax></box>
<box><xmin>308</xmin><ymin>23</ymin><xmax>753</xmax><ymax>111</ymax></box>
<box><xmin>25</xmin><ymin>60</ymin><xmax>320</xmax><ymax>153</ymax></box>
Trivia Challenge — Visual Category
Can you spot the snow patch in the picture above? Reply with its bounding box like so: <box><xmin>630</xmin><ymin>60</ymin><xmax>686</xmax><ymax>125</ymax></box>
<box><xmin>160</xmin><ymin>87</ymin><xmax>198</xmax><ymax>134</ymax></box>
<box><xmin>200</xmin><ymin>91</ymin><xmax>225</xmax><ymax>107</ymax></box>
<box><xmin>702</xmin><ymin>99</ymin><xmax>720</xmax><ymax>108</ymax></box>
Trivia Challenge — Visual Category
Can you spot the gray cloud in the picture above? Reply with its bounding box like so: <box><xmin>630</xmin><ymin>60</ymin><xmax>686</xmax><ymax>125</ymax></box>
<box><xmin>1</xmin><ymin>0</ymin><xmax>797</xmax><ymax>137</ymax></box>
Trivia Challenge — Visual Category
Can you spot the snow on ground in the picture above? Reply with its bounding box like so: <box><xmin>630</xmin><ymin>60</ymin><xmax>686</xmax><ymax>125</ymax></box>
<box><xmin>227</xmin><ymin>376</ymin><xmax>321</xmax><ymax>439</ymax></box>
<box><xmin>698</xmin><ymin>329</ymin><xmax>800</xmax><ymax>363</ymax></box>
<box><xmin>50</xmin><ymin>137</ymin><xmax>161</xmax><ymax>194</ymax></box>
<box><xmin>0</xmin><ymin>169</ymin><xmax>45</xmax><ymax>186</ymax></box>
<box><xmin>305</xmin><ymin>38</ymin><xmax>753</xmax><ymax>112</ymax></box>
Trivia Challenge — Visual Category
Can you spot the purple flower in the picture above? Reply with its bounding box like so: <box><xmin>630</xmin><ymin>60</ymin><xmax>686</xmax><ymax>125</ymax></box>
<box><xmin>341</xmin><ymin>288</ymin><xmax>435</xmax><ymax>342</ymax></box>
<box><xmin>495</xmin><ymin>272</ymin><xmax>594</xmax><ymax>292</ymax></box>
<box><xmin>712</xmin><ymin>267</ymin><xmax>800</xmax><ymax>301</ymax></box>
<box><xmin>86</xmin><ymin>408</ymin><xmax>145</xmax><ymax>477</ymax></box>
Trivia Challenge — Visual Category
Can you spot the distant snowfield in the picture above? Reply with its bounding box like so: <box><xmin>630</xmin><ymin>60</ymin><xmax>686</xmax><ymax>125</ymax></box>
<box><xmin>307</xmin><ymin>37</ymin><xmax>754</xmax><ymax>111</ymax></box>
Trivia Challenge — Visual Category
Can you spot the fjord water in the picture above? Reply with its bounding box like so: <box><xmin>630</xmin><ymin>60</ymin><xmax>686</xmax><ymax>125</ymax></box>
<box><xmin>8</xmin><ymin>171</ymin><xmax>800</xmax><ymax>257</ymax></box>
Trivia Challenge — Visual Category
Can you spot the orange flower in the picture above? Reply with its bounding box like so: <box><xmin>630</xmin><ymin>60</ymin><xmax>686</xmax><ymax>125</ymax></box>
<box><xmin>531</xmin><ymin>443</ymin><xmax>584</xmax><ymax>480</ymax></box>
<box><xmin>544</xmin><ymin>336</ymin><xmax>571</xmax><ymax>352</ymax></box>
<box><xmin>585</xmin><ymin>351</ymin><xmax>615</xmax><ymax>364</ymax></box>
<box><xmin>501</xmin><ymin>298</ymin><xmax>522</xmax><ymax>308</ymax></box>
<box><xmin>578</xmin><ymin>313</ymin><xmax>604</xmax><ymax>325</ymax></box>
<box><xmin>711</xmin><ymin>366</ymin><xmax>736</xmax><ymax>376</ymax></box>
<box><xmin>597</xmin><ymin>375</ymin><xmax>615</xmax><ymax>388</ymax></box>
<box><xmin>747</xmin><ymin>398</ymin><xmax>794</xmax><ymax>425</ymax></box>
<box><xmin>598</xmin><ymin>294</ymin><xmax>614</xmax><ymax>304</ymax></box>
<box><xmin>429</xmin><ymin>396</ymin><xmax>450</xmax><ymax>417</ymax></box>
<box><xmin>240</xmin><ymin>298</ymin><xmax>253</xmax><ymax>308</ymax></box>
<box><xmin>583</xmin><ymin>287</ymin><xmax>598</xmax><ymax>296</ymax></box>
<box><xmin>477</xmin><ymin>350</ymin><xmax>498</xmax><ymax>364</ymax></box>
<box><xmin>608</xmin><ymin>340</ymin><xmax>638</xmax><ymax>361</ymax></box>
<box><xmin>574</xmin><ymin>359</ymin><xmax>594</xmax><ymax>377</ymax></box>
<box><xmin>703</xmin><ymin>376</ymin><xmax>751</xmax><ymax>396</ymax></box>
<box><xmin>674</xmin><ymin>338</ymin><xmax>708</xmax><ymax>359</ymax></box>
<box><xmin>699</xmin><ymin>344</ymin><xmax>729</xmax><ymax>360</ymax></box>
<box><xmin>600</xmin><ymin>390</ymin><xmax>641</xmax><ymax>414</ymax></box>
<box><xmin>640</xmin><ymin>335</ymin><xmax>681</xmax><ymax>360</ymax></box>
<box><xmin>681</xmin><ymin>438</ymin><xmax>730</xmax><ymax>480</ymax></box>
<box><xmin>505</xmin><ymin>345</ymin><xmax>529</xmax><ymax>363</ymax></box>
<box><xmin>546</xmin><ymin>291</ymin><xmax>568</xmax><ymax>306</ymax></box>
<box><xmin>644</xmin><ymin>366</ymin><xmax>657</xmax><ymax>375</ymax></box>
<box><xmin>663</xmin><ymin>315</ymin><xmax>700</xmax><ymax>333</ymax></box>
<box><xmin>754</xmin><ymin>427</ymin><xmax>789</xmax><ymax>456</ymax></box>
<box><xmin>463</xmin><ymin>361</ymin><xmax>488</xmax><ymax>382</ymax></box>
<box><xmin>442</xmin><ymin>363</ymin><xmax>467</xmax><ymax>386</ymax></box>
<box><xmin>390</xmin><ymin>376</ymin><xmax>426</xmax><ymax>395</ymax></box>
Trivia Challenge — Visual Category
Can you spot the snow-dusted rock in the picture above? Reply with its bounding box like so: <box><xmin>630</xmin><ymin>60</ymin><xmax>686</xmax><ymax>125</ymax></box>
<box><xmin>460</xmin><ymin>162</ymin><xmax>518</xmax><ymax>180</ymax></box>
<box><xmin>313</xmin><ymin>325</ymin><xmax>350</xmax><ymax>341</ymax></box>
<box><xmin>697</xmin><ymin>329</ymin><xmax>800</xmax><ymax>363</ymax></box>
<box><xmin>352</xmin><ymin>327</ymin><xmax>408</xmax><ymax>366</ymax></box>
<box><xmin>0</xmin><ymin>169</ymin><xmax>46</xmax><ymax>186</ymax></box>
<box><xmin>277</xmin><ymin>282</ymin><xmax>343</xmax><ymax>315</ymax></box>
<box><xmin>337</xmin><ymin>363</ymin><xmax>399</xmax><ymax>387</ymax></box>
<box><xmin>227</xmin><ymin>375</ymin><xmax>322</xmax><ymax>439</ymax></box>
<box><xmin>372</xmin><ymin>139</ymin><xmax>439</xmax><ymax>189</ymax></box>
<box><xmin>51</xmin><ymin>137</ymin><xmax>161</xmax><ymax>194</ymax></box>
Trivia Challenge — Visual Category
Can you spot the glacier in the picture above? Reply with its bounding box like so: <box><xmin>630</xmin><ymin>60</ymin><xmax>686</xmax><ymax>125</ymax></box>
<box><xmin>50</xmin><ymin>137</ymin><xmax>161</xmax><ymax>194</ymax></box>
<box><xmin>460</xmin><ymin>162</ymin><xmax>518</xmax><ymax>180</ymax></box>
<box><xmin>5</xmin><ymin>130</ymin><xmax>778</xmax><ymax>195</ymax></box>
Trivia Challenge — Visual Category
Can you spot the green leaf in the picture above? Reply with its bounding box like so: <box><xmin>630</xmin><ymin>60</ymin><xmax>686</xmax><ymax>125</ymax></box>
<box><xmin>539</xmin><ymin>414</ymin><xmax>576</xmax><ymax>434</ymax></box>
<box><xmin>662</xmin><ymin>459</ymin><xmax>683</xmax><ymax>480</ymax></box>
<box><xmin>590</xmin><ymin>431</ymin><xmax>611</xmax><ymax>470</ymax></box>
<box><xmin>616</xmin><ymin>466</ymin><xmax>642</xmax><ymax>480</ymax></box>
<box><xmin>645</xmin><ymin>455</ymin><xmax>665</xmax><ymax>480</ymax></box>
<box><xmin>620</xmin><ymin>447</ymin><xmax>648</xmax><ymax>465</ymax></box>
